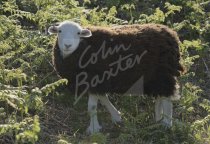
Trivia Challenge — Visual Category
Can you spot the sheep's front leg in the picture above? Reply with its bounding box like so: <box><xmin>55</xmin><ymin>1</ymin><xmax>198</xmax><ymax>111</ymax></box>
<box><xmin>99</xmin><ymin>95</ymin><xmax>121</xmax><ymax>123</ymax></box>
<box><xmin>155</xmin><ymin>97</ymin><xmax>163</xmax><ymax>122</ymax></box>
<box><xmin>87</xmin><ymin>94</ymin><xmax>101</xmax><ymax>134</ymax></box>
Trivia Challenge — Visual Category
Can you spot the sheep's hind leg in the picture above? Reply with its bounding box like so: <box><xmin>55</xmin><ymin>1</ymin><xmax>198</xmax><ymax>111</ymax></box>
<box><xmin>99</xmin><ymin>95</ymin><xmax>122</xmax><ymax>123</ymax></box>
<box><xmin>155</xmin><ymin>97</ymin><xmax>163</xmax><ymax>122</ymax></box>
<box><xmin>161</xmin><ymin>97</ymin><xmax>173</xmax><ymax>127</ymax></box>
<box><xmin>87</xmin><ymin>94</ymin><xmax>102</xmax><ymax>134</ymax></box>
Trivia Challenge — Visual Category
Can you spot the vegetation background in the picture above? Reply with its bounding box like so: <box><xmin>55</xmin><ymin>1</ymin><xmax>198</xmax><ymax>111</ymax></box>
<box><xmin>0</xmin><ymin>0</ymin><xmax>209</xmax><ymax>143</ymax></box>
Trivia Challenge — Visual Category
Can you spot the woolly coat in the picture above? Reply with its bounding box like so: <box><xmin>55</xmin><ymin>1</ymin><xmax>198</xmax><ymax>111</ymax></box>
<box><xmin>53</xmin><ymin>24</ymin><xmax>184</xmax><ymax>98</ymax></box>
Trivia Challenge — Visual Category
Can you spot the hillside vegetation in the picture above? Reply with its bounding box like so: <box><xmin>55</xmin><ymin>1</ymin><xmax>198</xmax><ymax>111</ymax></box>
<box><xmin>0</xmin><ymin>0</ymin><xmax>209</xmax><ymax>143</ymax></box>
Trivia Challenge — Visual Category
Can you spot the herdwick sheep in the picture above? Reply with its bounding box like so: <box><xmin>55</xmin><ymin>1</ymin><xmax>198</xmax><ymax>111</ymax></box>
<box><xmin>48</xmin><ymin>21</ymin><xmax>184</xmax><ymax>134</ymax></box>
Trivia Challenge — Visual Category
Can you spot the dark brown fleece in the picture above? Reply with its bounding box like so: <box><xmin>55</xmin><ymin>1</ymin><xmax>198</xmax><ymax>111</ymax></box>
<box><xmin>53</xmin><ymin>24</ymin><xmax>184</xmax><ymax>98</ymax></box>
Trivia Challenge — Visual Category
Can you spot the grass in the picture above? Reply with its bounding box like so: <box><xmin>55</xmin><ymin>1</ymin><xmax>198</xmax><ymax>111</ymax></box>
<box><xmin>34</xmin><ymin>90</ymin><xmax>209</xmax><ymax>144</ymax></box>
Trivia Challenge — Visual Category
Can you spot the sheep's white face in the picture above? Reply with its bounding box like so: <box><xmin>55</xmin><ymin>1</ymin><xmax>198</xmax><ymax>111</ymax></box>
<box><xmin>48</xmin><ymin>21</ymin><xmax>92</xmax><ymax>58</ymax></box>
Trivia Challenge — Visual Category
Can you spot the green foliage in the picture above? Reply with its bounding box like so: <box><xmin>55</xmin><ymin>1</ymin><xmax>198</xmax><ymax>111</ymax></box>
<box><xmin>164</xmin><ymin>2</ymin><xmax>182</xmax><ymax>17</ymax></box>
<box><xmin>0</xmin><ymin>0</ymin><xmax>209</xmax><ymax>143</ymax></box>
<box><xmin>0</xmin><ymin>115</ymin><xmax>40</xmax><ymax>144</ymax></box>
<box><xmin>41</xmin><ymin>79</ymin><xmax>68</xmax><ymax>95</ymax></box>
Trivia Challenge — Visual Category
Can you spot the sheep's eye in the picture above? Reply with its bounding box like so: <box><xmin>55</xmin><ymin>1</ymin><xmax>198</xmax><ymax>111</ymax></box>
<box><xmin>77</xmin><ymin>32</ymin><xmax>80</xmax><ymax>35</ymax></box>
<box><xmin>58</xmin><ymin>30</ymin><xmax>62</xmax><ymax>33</ymax></box>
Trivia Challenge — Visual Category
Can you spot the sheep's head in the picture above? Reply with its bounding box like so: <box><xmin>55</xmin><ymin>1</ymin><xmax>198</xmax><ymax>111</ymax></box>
<box><xmin>48</xmin><ymin>21</ymin><xmax>92</xmax><ymax>58</ymax></box>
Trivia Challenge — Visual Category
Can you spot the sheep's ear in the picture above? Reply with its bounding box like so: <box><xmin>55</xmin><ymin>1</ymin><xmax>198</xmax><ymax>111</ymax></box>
<box><xmin>48</xmin><ymin>26</ymin><xmax>58</xmax><ymax>34</ymax></box>
<box><xmin>80</xmin><ymin>29</ymin><xmax>92</xmax><ymax>37</ymax></box>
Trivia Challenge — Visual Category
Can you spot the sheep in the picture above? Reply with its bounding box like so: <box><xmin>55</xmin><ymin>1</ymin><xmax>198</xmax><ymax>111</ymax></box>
<box><xmin>48</xmin><ymin>21</ymin><xmax>184</xmax><ymax>134</ymax></box>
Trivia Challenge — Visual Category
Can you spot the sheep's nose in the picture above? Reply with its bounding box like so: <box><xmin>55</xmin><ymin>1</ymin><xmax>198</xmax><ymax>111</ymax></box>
<box><xmin>64</xmin><ymin>44</ymin><xmax>72</xmax><ymax>49</ymax></box>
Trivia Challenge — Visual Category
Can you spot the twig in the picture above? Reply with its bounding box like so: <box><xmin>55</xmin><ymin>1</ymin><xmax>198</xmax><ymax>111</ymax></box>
<box><xmin>202</xmin><ymin>58</ymin><xmax>210</xmax><ymax>78</ymax></box>
<box><xmin>36</xmin><ymin>70</ymin><xmax>55</xmax><ymax>86</ymax></box>
<box><xmin>44</xmin><ymin>113</ymin><xmax>70</xmax><ymax>128</ymax></box>
<box><xmin>69</xmin><ymin>108</ymin><xmax>87</xmax><ymax>116</ymax></box>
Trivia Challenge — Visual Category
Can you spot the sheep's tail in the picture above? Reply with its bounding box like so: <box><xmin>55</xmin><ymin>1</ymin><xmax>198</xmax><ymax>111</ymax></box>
<box><xmin>158</xmin><ymin>34</ymin><xmax>184</xmax><ymax>77</ymax></box>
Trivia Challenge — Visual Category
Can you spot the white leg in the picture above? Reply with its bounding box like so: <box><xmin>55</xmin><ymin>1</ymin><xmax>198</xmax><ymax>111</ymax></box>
<box><xmin>161</xmin><ymin>97</ymin><xmax>173</xmax><ymax>127</ymax></box>
<box><xmin>87</xmin><ymin>94</ymin><xmax>101</xmax><ymax>134</ymax></box>
<box><xmin>155</xmin><ymin>97</ymin><xmax>163</xmax><ymax>122</ymax></box>
<box><xmin>99</xmin><ymin>95</ymin><xmax>121</xmax><ymax>123</ymax></box>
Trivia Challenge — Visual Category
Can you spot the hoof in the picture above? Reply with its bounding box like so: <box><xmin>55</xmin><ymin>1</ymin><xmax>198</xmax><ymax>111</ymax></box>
<box><xmin>86</xmin><ymin>125</ymin><xmax>102</xmax><ymax>135</ymax></box>
<box><xmin>160</xmin><ymin>120</ymin><xmax>172</xmax><ymax>128</ymax></box>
